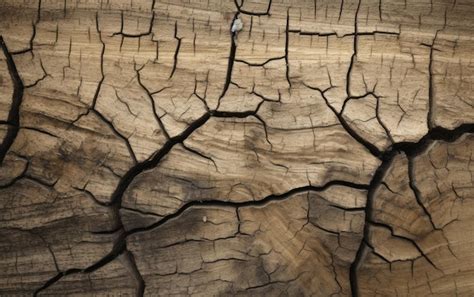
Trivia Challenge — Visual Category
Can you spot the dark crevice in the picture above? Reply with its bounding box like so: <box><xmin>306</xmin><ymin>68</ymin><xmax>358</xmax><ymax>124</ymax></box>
<box><xmin>111</xmin><ymin>6</ymin><xmax>155</xmax><ymax>39</ymax></box>
<box><xmin>216</xmin><ymin>12</ymin><xmax>240</xmax><ymax>109</ymax></box>
<box><xmin>345</xmin><ymin>0</ymin><xmax>361</xmax><ymax>98</ymax></box>
<box><xmin>375</xmin><ymin>95</ymin><xmax>395</xmax><ymax>144</ymax></box>
<box><xmin>115</xmin><ymin>89</ymin><xmax>138</xmax><ymax>117</ymax></box>
<box><xmin>36</xmin><ymin>0</ymin><xmax>42</xmax><ymax>24</ymax></box>
<box><xmin>302</xmin><ymin>3</ymin><xmax>383</xmax><ymax>161</ymax></box>
<box><xmin>25</xmin><ymin>174</ymin><xmax>58</xmax><ymax>189</ymax></box>
<box><xmin>36</xmin><ymin>93</ymin><xmax>371</xmax><ymax>292</ymax></box>
<box><xmin>25</xmin><ymin>58</ymin><xmax>50</xmax><ymax>88</ymax></box>
<box><xmin>91</xmin><ymin>12</ymin><xmax>105</xmax><ymax>110</ymax></box>
<box><xmin>425</xmin><ymin>31</ymin><xmax>439</xmax><ymax>130</ymax></box>
<box><xmin>338</xmin><ymin>0</ymin><xmax>344</xmax><ymax>21</ymax></box>
<box><xmin>0</xmin><ymin>158</ymin><xmax>29</xmax><ymax>189</ymax></box>
<box><xmin>121</xmin><ymin>206</ymin><xmax>162</xmax><ymax>218</ymax></box>
<box><xmin>84</xmin><ymin>237</ymin><xmax>126</xmax><ymax>274</ymax></box>
<box><xmin>181</xmin><ymin>143</ymin><xmax>219</xmax><ymax>172</ymax></box>
<box><xmin>235</xmin><ymin>55</ymin><xmax>285</xmax><ymax>67</ymax></box>
<box><xmin>329</xmin><ymin>204</ymin><xmax>365</xmax><ymax>212</ymax></box>
<box><xmin>0</xmin><ymin>36</ymin><xmax>25</xmax><ymax>165</ymax></box>
<box><xmin>349</xmin><ymin>148</ymin><xmax>396</xmax><ymax>297</ymax></box>
<box><xmin>234</xmin><ymin>0</ymin><xmax>272</xmax><ymax>16</ymax></box>
<box><xmin>135</xmin><ymin>63</ymin><xmax>171</xmax><ymax>140</ymax></box>
<box><xmin>108</xmin><ymin>104</ymin><xmax>269</xmax><ymax>210</ymax></box>
<box><xmin>304</xmin><ymin>84</ymin><xmax>382</xmax><ymax>159</ymax></box>
<box><xmin>73</xmin><ymin>185</ymin><xmax>111</xmax><ymax>207</ymax></box>
<box><xmin>28</xmin><ymin>3</ymin><xmax>474</xmax><ymax>295</ymax></box>
<box><xmin>329</xmin><ymin>254</ymin><xmax>343</xmax><ymax>295</ymax></box>
<box><xmin>91</xmin><ymin>109</ymin><xmax>138</xmax><ymax>164</ymax></box>
<box><xmin>407</xmin><ymin>156</ymin><xmax>439</xmax><ymax>230</ymax></box>
<box><xmin>349</xmin><ymin>123</ymin><xmax>474</xmax><ymax>296</ymax></box>
<box><xmin>248</xmin><ymin>16</ymin><xmax>253</xmax><ymax>37</ymax></box>
<box><xmin>289</xmin><ymin>29</ymin><xmax>399</xmax><ymax>38</ymax></box>
<box><xmin>191</xmin><ymin>72</ymin><xmax>211</xmax><ymax>112</ymax></box>
<box><xmin>284</xmin><ymin>10</ymin><xmax>291</xmax><ymax>88</ymax></box>
<box><xmin>340</xmin><ymin>91</ymin><xmax>377</xmax><ymax>114</ymax></box>
<box><xmin>108</xmin><ymin>111</ymin><xmax>211</xmax><ymax>207</ymax></box>
<box><xmin>68</xmin><ymin>15</ymin><xmax>139</xmax><ymax>165</ymax></box>
<box><xmin>339</xmin><ymin>89</ymin><xmax>394</xmax><ymax>145</ymax></box>
<box><xmin>251</xmin><ymin>86</ymin><xmax>281</xmax><ymax>103</ymax></box>
<box><xmin>34</xmin><ymin>235</ymin><xmax>128</xmax><ymax>296</ymax></box>
<box><xmin>34</xmin><ymin>232</ymin><xmax>60</xmax><ymax>272</ymax></box>
<box><xmin>127</xmin><ymin>180</ymin><xmax>369</xmax><ymax>236</ymax></box>
<box><xmin>368</xmin><ymin>220</ymin><xmax>441</xmax><ymax>271</ymax></box>
<box><xmin>169</xmin><ymin>21</ymin><xmax>182</xmax><ymax>80</ymax></box>
<box><xmin>363</xmin><ymin>240</ymin><xmax>392</xmax><ymax>264</ymax></box>
<box><xmin>62</xmin><ymin>38</ymin><xmax>72</xmax><ymax>79</ymax></box>
<box><xmin>289</xmin><ymin>29</ymin><xmax>338</xmax><ymax>37</ymax></box>
<box><xmin>21</xmin><ymin>126</ymin><xmax>58</xmax><ymax>139</ymax></box>
<box><xmin>121</xmin><ymin>249</ymin><xmax>146</xmax><ymax>297</ymax></box>
<box><xmin>33</xmin><ymin>269</ymin><xmax>82</xmax><ymax>297</ymax></box>
<box><xmin>244</xmin><ymin>271</ymin><xmax>305</xmax><ymax>291</ymax></box>
<box><xmin>11</xmin><ymin>22</ymin><xmax>37</xmax><ymax>56</ymax></box>
<box><xmin>393</xmin><ymin>123</ymin><xmax>474</xmax><ymax>158</ymax></box>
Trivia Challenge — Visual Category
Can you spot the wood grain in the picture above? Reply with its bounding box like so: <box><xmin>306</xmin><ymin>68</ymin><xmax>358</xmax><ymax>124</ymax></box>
<box><xmin>0</xmin><ymin>0</ymin><xmax>473</xmax><ymax>296</ymax></box>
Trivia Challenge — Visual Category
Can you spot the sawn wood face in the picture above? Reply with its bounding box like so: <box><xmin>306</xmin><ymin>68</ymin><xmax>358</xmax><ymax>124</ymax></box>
<box><xmin>0</xmin><ymin>0</ymin><xmax>473</xmax><ymax>296</ymax></box>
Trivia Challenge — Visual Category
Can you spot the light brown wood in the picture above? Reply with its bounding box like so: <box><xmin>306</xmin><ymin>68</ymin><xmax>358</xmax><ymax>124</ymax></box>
<box><xmin>0</xmin><ymin>0</ymin><xmax>473</xmax><ymax>296</ymax></box>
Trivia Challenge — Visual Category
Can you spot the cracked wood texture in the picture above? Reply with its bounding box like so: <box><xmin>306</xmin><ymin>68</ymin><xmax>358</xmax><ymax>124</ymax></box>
<box><xmin>0</xmin><ymin>0</ymin><xmax>473</xmax><ymax>296</ymax></box>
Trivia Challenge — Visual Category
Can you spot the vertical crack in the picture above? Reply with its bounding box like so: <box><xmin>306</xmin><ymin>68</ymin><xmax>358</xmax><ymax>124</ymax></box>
<box><xmin>169</xmin><ymin>21</ymin><xmax>182</xmax><ymax>80</ymax></box>
<box><xmin>378</xmin><ymin>0</ymin><xmax>383</xmax><ymax>21</ymax></box>
<box><xmin>216</xmin><ymin>12</ymin><xmax>240</xmax><ymax>109</ymax></box>
<box><xmin>284</xmin><ymin>9</ymin><xmax>291</xmax><ymax>88</ymax></box>
<box><xmin>425</xmin><ymin>31</ymin><xmax>439</xmax><ymax>130</ymax></box>
<box><xmin>135</xmin><ymin>63</ymin><xmax>171</xmax><ymax>140</ymax></box>
<box><xmin>36</xmin><ymin>0</ymin><xmax>42</xmax><ymax>24</ymax></box>
<box><xmin>0</xmin><ymin>36</ymin><xmax>24</xmax><ymax>165</ymax></box>
<box><xmin>121</xmin><ymin>249</ymin><xmax>145</xmax><ymax>296</ymax></box>
<box><xmin>407</xmin><ymin>155</ymin><xmax>439</xmax><ymax>230</ymax></box>
<box><xmin>91</xmin><ymin>11</ymin><xmax>105</xmax><ymax>110</ymax></box>
<box><xmin>375</xmin><ymin>94</ymin><xmax>395</xmax><ymax>144</ymax></box>
<box><xmin>349</xmin><ymin>150</ymin><xmax>395</xmax><ymax>297</ymax></box>
<box><xmin>338</xmin><ymin>0</ymin><xmax>345</xmax><ymax>21</ymax></box>
<box><xmin>345</xmin><ymin>0</ymin><xmax>361</xmax><ymax>97</ymax></box>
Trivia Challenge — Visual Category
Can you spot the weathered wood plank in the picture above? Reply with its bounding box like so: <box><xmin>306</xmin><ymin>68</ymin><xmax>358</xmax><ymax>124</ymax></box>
<box><xmin>0</xmin><ymin>0</ymin><xmax>473</xmax><ymax>296</ymax></box>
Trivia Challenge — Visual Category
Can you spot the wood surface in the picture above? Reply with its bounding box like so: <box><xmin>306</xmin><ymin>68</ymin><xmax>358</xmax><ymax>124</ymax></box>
<box><xmin>0</xmin><ymin>0</ymin><xmax>473</xmax><ymax>296</ymax></box>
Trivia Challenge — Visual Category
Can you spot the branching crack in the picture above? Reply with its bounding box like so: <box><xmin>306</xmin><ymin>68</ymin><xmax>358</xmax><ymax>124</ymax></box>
<box><xmin>234</xmin><ymin>0</ymin><xmax>272</xmax><ymax>16</ymax></box>
<box><xmin>349</xmin><ymin>123</ymin><xmax>474</xmax><ymax>296</ymax></box>
<box><xmin>16</xmin><ymin>4</ymin><xmax>473</xmax><ymax>296</ymax></box>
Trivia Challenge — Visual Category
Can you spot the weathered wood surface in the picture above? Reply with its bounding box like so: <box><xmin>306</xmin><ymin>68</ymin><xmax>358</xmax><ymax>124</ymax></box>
<box><xmin>0</xmin><ymin>0</ymin><xmax>473</xmax><ymax>296</ymax></box>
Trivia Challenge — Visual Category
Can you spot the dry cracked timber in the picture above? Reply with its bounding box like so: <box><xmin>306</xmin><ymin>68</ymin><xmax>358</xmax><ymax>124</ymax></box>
<box><xmin>0</xmin><ymin>0</ymin><xmax>473</xmax><ymax>296</ymax></box>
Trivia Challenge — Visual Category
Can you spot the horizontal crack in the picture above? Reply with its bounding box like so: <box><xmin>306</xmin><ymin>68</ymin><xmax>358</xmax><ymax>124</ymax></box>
<box><xmin>126</xmin><ymin>180</ymin><xmax>369</xmax><ymax>236</ymax></box>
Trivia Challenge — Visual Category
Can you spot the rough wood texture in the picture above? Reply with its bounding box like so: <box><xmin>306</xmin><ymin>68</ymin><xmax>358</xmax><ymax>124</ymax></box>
<box><xmin>0</xmin><ymin>0</ymin><xmax>473</xmax><ymax>296</ymax></box>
